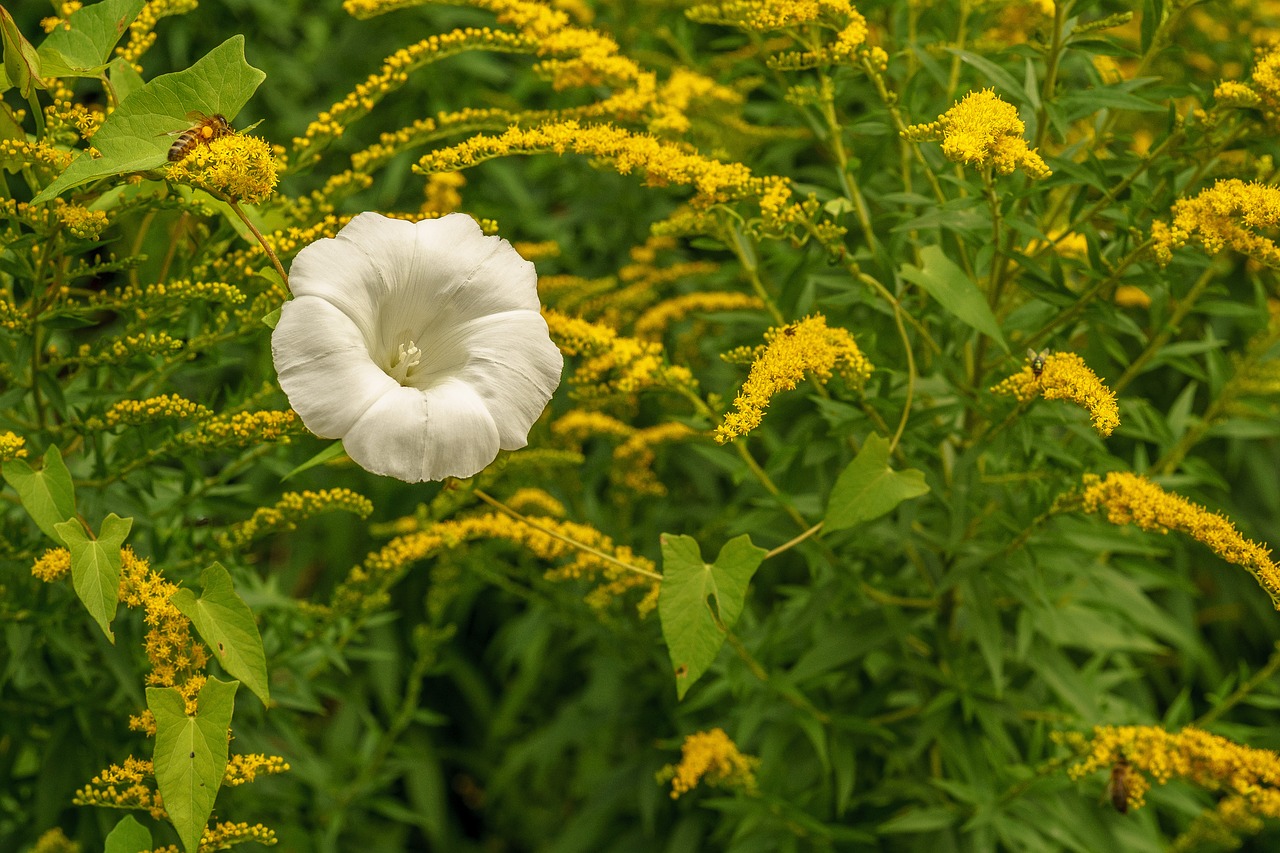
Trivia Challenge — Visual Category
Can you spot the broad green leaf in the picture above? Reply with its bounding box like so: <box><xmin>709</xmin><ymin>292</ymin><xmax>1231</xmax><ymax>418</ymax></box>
<box><xmin>148</xmin><ymin>677</ymin><xmax>238</xmax><ymax>853</ymax></box>
<box><xmin>37</xmin><ymin>0</ymin><xmax>145</xmax><ymax>78</ymax></box>
<box><xmin>825</xmin><ymin>434</ymin><xmax>930</xmax><ymax>532</ymax></box>
<box><xmin>33</xmin><ymin>35</ymin><xmax>265</xmax><ymax>202</ymax></box>
<box><xmin>658</xmin><ymin>534</ymin><xmax>766</xmax><ymax>700</ymax></box>
<box><xmin>55</xmin><ymin>513</ymin><xmax>132</xmax><ymax>643</ymax></box>
<box><xmin>2</xmin><ymin>445</ymin><xmax>76</xmax><ymax>540</ymax></box>
<box><xmin>0</xmin><ymin>7</ymin><xmax>45</xmax><ymax>97</ymax></box>
<box><xmin>171</xmin><ymin>563</ymin><xmax>270</xmax><ymax>706</ymax></box>
<box><xmin>105</xmin><ymin>814</ymin><xmax>152</xmax><ymax>853</ymax></box>
<box><xmin>900</xmin><ymin>246</ymin><xmax>1008</xmax><ymax>352</ymax></box>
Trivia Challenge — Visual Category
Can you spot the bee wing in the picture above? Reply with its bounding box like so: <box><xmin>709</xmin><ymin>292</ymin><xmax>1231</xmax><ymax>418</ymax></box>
<box><xmin>185</xmin><ymin>109</ymin><xmax>211</xmax><ymax>121</ymax></box>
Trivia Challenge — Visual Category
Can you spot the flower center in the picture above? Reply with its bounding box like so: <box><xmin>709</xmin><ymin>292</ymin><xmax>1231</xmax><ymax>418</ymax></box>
<box><xmin>386</xmin><ymin>340</ymin><xmax>422</xmax><ymax>385</ymax></box>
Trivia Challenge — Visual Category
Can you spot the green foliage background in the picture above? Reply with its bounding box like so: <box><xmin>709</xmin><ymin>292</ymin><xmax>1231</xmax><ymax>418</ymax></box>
<box><xmin>5</xmin><ymin>0</ymin><xmax>1280</xmax><ymax>851</ymax></box>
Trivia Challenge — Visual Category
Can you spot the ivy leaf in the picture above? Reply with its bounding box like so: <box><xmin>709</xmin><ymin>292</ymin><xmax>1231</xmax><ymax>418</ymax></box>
<box><xmin>900</xmin><ymin>246</ymin><xmax>1008</xmax><ymax>353</ymax></box>
<box><xmin>659</xmin><ymin>534</ymin><xmax>766</xmax><ymax>700</ymax></box>
<box><xmin>33</xmin><ymin>35</ymin><xmax>265</xmax><ymax>202</ymax></box>
<box><xmin>825</xmin><ymin>434</ymin><xmax>930</xmax><ymax>532</ymax></box>
<box><xmin>148</xmin><ymin>677</ymin><xmax>238</xmax><ymax>853</ymax></box>
<box><xmin>2</xmin><ymin>445</ymin><xmax>76</xmax><ymax>540</ymax></box>
<box><xmin>171</xmin><ymin>563</ymin><xmax>270</xmax><ymax>706</ymax></box>
<box><xmin>37</xmin><ymin>0</ymin><xmax>145</xmax><ymax>79</ymax></box>
<box><xmin>54</xmin><ymin>513</ymin><xmax>132</xmax><ymax>643</ymax></box>
<box><xmin>104</xmin><ymin>814</ymin><xmax>152</xmax><ymax>853</ymax></box>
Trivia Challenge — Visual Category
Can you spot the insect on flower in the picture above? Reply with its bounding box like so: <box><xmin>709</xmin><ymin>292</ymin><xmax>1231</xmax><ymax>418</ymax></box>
<box><xmin>1028</xmin><ymin>348</ymin><xmax>1049</xmax><ymax>378</ymax></box>
<box><xmin>1107</xmin><ymin>756</ymin><xmax>1132</xmax><ymax>814</ymax></box>
<box><xmin>165</xmin><ymin>111</ymin><xmax>232</xmax><ymax>162</ymax></box>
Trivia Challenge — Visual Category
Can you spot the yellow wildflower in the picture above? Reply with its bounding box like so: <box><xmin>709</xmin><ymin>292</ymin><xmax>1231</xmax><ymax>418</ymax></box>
<box><xmin>545</xmin><ymin>309</ymin><xmax>697</xmax><ymax>399</ymax></box>
<box><xmin>31</xmin><ymin>548</ymin><xmax>72</xmax><ymax>582</ymax></box>
<box><xmin>1080</xmin><ymin>471</ymin><xmax>1280</xmax><ymax>607</ymax></box>
<box><xmin>166</xmin><ymin>134</ymin><xmax>279</xmax><ymax>204</ymax></box>
<box><xmin>74</xmin><ymin>755</ymin><xmax>164</xmax><ymax>821</ymax></box>
<box><xmin>634</xmin><ymin>292</ymin><xmax>763</xmax><ymax>341</ymax></box>
<box><xmin>217</xmin><ymin>488</ymin><xmax>374</xmax><ymax>549</ymax></box>
<box><xmin>903</xmin><ymin>89</ymin><xmax>1051</xmax><ymax>178</ymax></box>
<box><xmin>118</xmin><ymin>547</ymin><xmax>209</xmax><ymax>690</ymax></box>
<box><xmin>504</xmin><ymin>487</ymin><xmax>566</xmax><ymax>517</ymax></box>
<box><xmin>660</xmin><ymin>728</ymin><xmax>759</xmax><ymax>799</ymax></box>
<box><xmin>31</xmin><ymin>828</ymin><xmax>78</xmax><ymax>853</ymax></box>
<box><xmin>0</xmin><ymin>431</ymin><xmax>27</xmax><ymax>462</ymax></box>
<box><xmin>716</xmin><ymin>314</ymin><xmax>873</xmax><ymax>443</ymax></box>
<box><xmin>991</xmin><ymin>351</ymin><xmax>1119</xmax><ymax>436</ymax></box>
<box><xmin>1212</xmin><ymin>42</ymin><xmax>1280</xmax><ymax>126</ymax></box>
<box><xmin>1150</xmin><ymin>179</ymin><xmax>1280</xmax><ymax>268</ymax></box>
<box><xmin>1113</xmin><ymin>285</ymin><xmax>1152</xmax><ymax>308</ymax></box>
<box><xmin>117</xmin><ymin>0</ymin><xmax>199</xmax><ymax>71</ymax></box>
<box><xmin>224</xmin><ymin>753</ymin><xmax>291</xmax><ymax>786</ymax></box>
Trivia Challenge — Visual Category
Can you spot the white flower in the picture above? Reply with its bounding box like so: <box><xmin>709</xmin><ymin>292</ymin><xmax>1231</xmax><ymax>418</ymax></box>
<box><xmin>271</xmin><ymin>212</ymin><xmax>563</xmax><ymax>482</ymax></box>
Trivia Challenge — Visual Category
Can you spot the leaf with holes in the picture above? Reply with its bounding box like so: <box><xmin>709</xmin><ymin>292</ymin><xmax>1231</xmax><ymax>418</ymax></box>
<box><xmin>659</xmin><ymin>534</ymin><xmax>766</xmax><ymax>700</ymax></box>
<box><xmin>171</xmin><ymin>563</ymin><xmax>269</xmax><ymax>706</ymax></box>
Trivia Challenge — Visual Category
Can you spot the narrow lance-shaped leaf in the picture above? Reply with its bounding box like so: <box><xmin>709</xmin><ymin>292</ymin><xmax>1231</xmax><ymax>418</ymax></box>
<box><xmin>899</xmin><ymin>245</ymin><xmax>1009</xmax><ymax>353</ymax></box>
<box><xmin>33</xmin><ymin>35</ymin><xmax>265</xmax><ymax>202</ymax></box>
<box><xmin>171</xmin><ymin>563</ymin><xmax>270</xmax><ymax>706</ymax></box>
<box><xmin>54</xmin><ymin>513</ymin><xmax>132</xmax><ymax>643</ymax></box>
<box><xmin>148</xmin><ymin>677</ymin><xmax>239</xmax><ymax>853</ymax></box>
<box><xmin>2</xmin><ymin>445</ymin><xmax>75</xmax><ymax>540</ymax></box>
<box><xmin>659</xmin><ymin>534</ymin><xmax>766</xmax><ymax>700</ymax></box>
<box><xmin>825</xmin><ymin>434</ymin><xmax>930</xmax><ymax>532</ymax></box>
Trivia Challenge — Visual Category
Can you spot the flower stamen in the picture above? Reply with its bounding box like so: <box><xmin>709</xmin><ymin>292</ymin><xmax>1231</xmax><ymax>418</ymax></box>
<box><xmin>387</xmin><ymin>340</ymin><xmax>422</xmax><ymax>384</ymax></box>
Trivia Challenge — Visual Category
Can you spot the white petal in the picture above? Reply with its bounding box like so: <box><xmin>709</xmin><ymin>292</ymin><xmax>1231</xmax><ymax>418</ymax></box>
<box><xmin>285</xmin><ymin>214</ymin><xmax>398</xmax><ymax>347</ymax></box>
<box><xmin>343</xmin><ymin>379</ymin><xmax>501</xmax><ymax>482</ymax></box>
<box><xmin>444</xmin><ymin>310</ymin><xmax>564</xmax><ymax>448</ymax></box>
<box><xmin>271</xmin><ymin>296</ymin><xmax>400</xmax><ymax>438</ymax></box>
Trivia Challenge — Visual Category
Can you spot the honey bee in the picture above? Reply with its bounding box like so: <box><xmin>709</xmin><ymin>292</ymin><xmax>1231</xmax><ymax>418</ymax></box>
<box><xmin>1107</xmin><ymin>756</ymin><xmax>1132</xmax><ymax>814</ymax></box>
<box><xmin>1027</xmin><ymin>347</ymin><xmax>1049</xmax><ymax>378</ymax></box>
<box><xmin>165</xmin><ymin>111</ymin><xmax>232</xmax><ymax>162</ymax></box>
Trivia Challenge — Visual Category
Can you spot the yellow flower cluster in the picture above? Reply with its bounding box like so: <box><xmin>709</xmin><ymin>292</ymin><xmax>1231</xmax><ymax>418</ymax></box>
<box><xmin>62</xmin><ymin>331</ymin><xmax>183</xmax><ymax>368</ymax></box>
<box><xmin>0</xmin><ymin>138</ymin><xmax>75</xmax><ymax>177</ymax></box>
<box><xmin>224</xmin><ymin>753</ymin><xmax>292</xmax><ymax>786</ymax></box>
<box><xmin>634</xmin><ymin>292</ymin><xmax>764</xmax><ymax>341</ymax></box>
<box><xmin>212</xmin><ymin>215</ymin><xmax>351</xmax><ymax>279</ymax></box>
<box><xmin>292</xmin><ymin>28</ymin><xmax>532</xmax><ymax>167</ymax></box>
<box><xmin>903</xmin><ymin>89</ymin><xmax>1051</xmax><ymax>179</ymax></box>
<box><xmin>418</xmin><ymin>120</ymin><xmax>801</xmax><ymax>230</ymax></box>
<box><xmin>217</xmin><ymin>488</ymin><xmax>374</xmax><ymax>549</ymax></box>
<box><xmin>1213</xmin><ymin>42</ymin><xmax>1280</xmax><ymax>126</ymax></box>
<box><xmin>1113</xmin><ymin>284</ymin><xmax>1152</xmax><ymax>309</ymax></box>
<box><xmin>554</xmin><ymin>411</ymin><xmax>698</xmax><ymax>496</ymax></box>
<box><xmin>31</xmin><ymin>547</ymin><xmax>71</xmax><ymax>582</ymax></box>
<box><xmin>1067</xmin><ymin>725</ymin><xmax>1280</xmax><ymax>823</ymax></box>
<box><xmin>328</xmin><ymin>512</ymin><xmax>659</xmax><ymax>620</ymax></box>
<box><xmin>545</xmin><ymin>309</ymin><xmax>697</xmax><ymax>399</ymax></box>
<box><xmin>166</xmin><ymin>134</ymin><xmax>279</xmax><ymax>204</ymax></box>
<box><xmin>716</xmin><ymin>314</ymin><xmax>873</xmax><ymax>443</ymax></box>
<box><xmin>53</xmin><ymin>201</ymin><xmax>108</xmax><ymax>240</ymax></box>
<box><xmin>0</xmin><ymin>431</ymin><xmax>27</xmax><ymax>462</ymax></box>
<box><xmin>183</xmin><ymin>410</ymin><xmax>302</xmax><ymax>448</ymax></box>
<box><xmin>660</xmin><ymin>728</ymin><xmax>759</xmax><ymax>799</ymax></box>
<box><xmin>686</xmin><ymin>0</ymin><xmax>870</xmax><ymax>68</ymax></box>
<box><xmin>116</xmin><ymin>0</ymin><xmax>199</xmax><ymax>70</ymax></box>
<box><xmin>0</xmin><ymin>296</ymin><xmax>23</xmax><ymax>332</ymax></box>
<box><xmin>74</xmin><ymin>755</ymin><xmax>165</xmax><ymax>820</ymax></box>
<box><xmin>118</xmin><ymin>547</ymin><xmax>210</xmax><ymax>689</ymax></box>
<box><xmin>1150</xmin><ymin>179</ymin><xmax>1280</xmax><ymax>267</ymax></box>
<box><xmin>648</xmin><ymin>69</ymin><xmax>743</xmax><ymax>136</ymax></box>
<box><xmin>101</xmin><ymin>393</ymin><xmax>212</xmax><ymax>428</ymax></box>
<box><xmin>514</xmin><ymin>239</ymin><xmax>560</xmax><ymax>262</ymax></box>
<box><xmin>421</xmin><ymin>171</ymin><xmax>467</xmax><ymax>215</ymax></box>
<box><xmin>505</xmin><ymin>487</ymin><xmax>567</xmax><ymax>517</ymax></box>
<box><xmin>1080</xmin><ymin>471</ymin><xmax>1280</xmax><ymax>607</ymax></box>
<box><xmin>30</xmin><ymin>828</ymin><xmax>77</xmax><ymax>853</ymax></box>
<box><xmin>991</xmin><ymin>351</ymin><xmax>1120</xmax><ymax>436</ymax></box>
<box><xmin>93</xmin><ymin>279</ymin><xmax>246</xmax><ymax>315</ymax></box>
<box><xmin>40</xmin><ymin>1</ymin><xmax>81</xmax><ymax>32</ymax></box>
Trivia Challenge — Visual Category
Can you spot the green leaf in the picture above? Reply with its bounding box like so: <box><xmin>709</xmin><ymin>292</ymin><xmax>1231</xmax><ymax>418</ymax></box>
<box><xmin>282</xmin><ymin>440</ymin><xmax>347</xmax><ymax>481</ymax></box>
<box><xmin>2</xmin><ymin>445</ymin><xmax>76</xmax><ymax>540</ymax></box>
<box><xmin>37</xmin><ymin>0</ymin><xmax>145</xmax><ymax>78</ymax></box>
<box><xmin>0</xmin><ymin>6</ymin><xmax>46</xmax><ymax>97</ymax></box>
<box><xmin>105</xmin><ymin>814</ymin><xmax>152</xmax><ymax>853</ymax></box>
<box><xmin>945</xmin><ymin>49</ymin><xmax>1026</xmax><ymax>104</ymax></box>
<box><xmin>900</xmin><ymin>245</ymin><xmax>1008</xmax><ymax>352</ymax></box>
<box><xmin>148</xmin><ymin>677</ymin><xmax>239</xmax><ymax>853</ymax></box>
<box><xmin>171</xmin><ymin>563</ymin><xmax>270</xmax><ymax>706</ymax></box>
<box><xmin>658</xmin><ymin>534</ymin><xmax>766</xmax><ymax>700</ymax></box>
<box><xmin>825</xmin><ymin>434</ymin><xmax>930</xmax><ymax>532</ymax></box>
<box><xmin>261</xmin><ymin>306</ymin><xmax>281</xmax><ymax>329</ymax></box>
<box><xmin>54</xmin><ymin>513</ymin><xmax>132</xmax><ymax>643</ymax></box>
<box><xmin>33</xmin><ymin>35</ymin><xmax>265</xmax><ymax>202</ymax></box>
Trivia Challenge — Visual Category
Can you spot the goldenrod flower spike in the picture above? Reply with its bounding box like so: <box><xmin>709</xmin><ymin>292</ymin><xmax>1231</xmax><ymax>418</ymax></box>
<box><xmin>659</xmin><ymin>728</ymin><xmax>759</xmax><ymax>799</ymax></box>
<box><xmin>166</xmin><ymin>134</ymin><xmax>279</xmax><ymax>204</ymax></box>
<box><xmin>991</xmin><ymin>351</ymin><xmax>1120</xmax><ymax>436</ymax></box>
<box><xmin>902</xmin><ymin>89</ymin><xmax>1051</xmax><ymax>179</ymax></box>
<box><xmin>1080</xmin><ymin>471</ymin><xmax>1280</xmax><ymax>607</ymax></box>
<box><xmin>1150</xmin><ymin>179</ymin><xmax>1280</xmax><ymax>267</ymax></box>
<box><xmin>716</xmin><ymin>314</ymin><xmax>873</xmax><ymax>443</ymax></box>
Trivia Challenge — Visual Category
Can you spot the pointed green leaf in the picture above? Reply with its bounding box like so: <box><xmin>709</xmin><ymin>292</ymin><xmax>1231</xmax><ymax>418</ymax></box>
<box><xmin>171</xmin><ymin>563</ymin><xmax>269</xmax><ymax>706</ymax></box>
<box><xmin>148</xmin><ymin>677</ymin><xmax>238</xmax><ymax>853</ymax></box>
<box><xmin>33</xmin><ymin>35</ymin><xmax>265</xmax><ymax>202</ymax></box>
<box><xmin>3</xmin><ymin>445</ymin><xmax>76</xmax><ymax>540</ymax></box>
<box><xmin>38</xmin><ymin>0</ymin><xmax>145</xmax><ymax>78</ymax></box>
<box><xmin>900</xmin><ymin>246</ymin><xmax>1008</xmax><ymax>352</ymax></box>
<box><xmin>282</xmin><ymin>440</ymin><xmax>346</xmax><ymax>481</ymax></box>
<box><xmin>825</xmin><ymin>434</ymin><xmax>930</xmax><ymax>532</ymax></box>
<box><xmin>658</xmin><ymin>534</ymin><xmax>766</xmax><ymax>700</ymax></box>
<box><xmin>54</xmin><ymin>513</ymin><xmax>131</xmax><ymax>642</ymax></box>
<box><xmin>105</xmin><ymin>814</ymin><xmax>152</xmax><ymax>853</ymax></box>
<box><xmin>1</xmin><ymin>7</ymin><xmax>46</xmax><ymax>97</ymax></box>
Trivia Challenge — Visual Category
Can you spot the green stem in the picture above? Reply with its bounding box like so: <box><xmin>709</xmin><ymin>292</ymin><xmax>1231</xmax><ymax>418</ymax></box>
<box><xmin>1194</xmin><ymin>642</ymin><xmax>1280</xmax><ymax>728</ymax></box>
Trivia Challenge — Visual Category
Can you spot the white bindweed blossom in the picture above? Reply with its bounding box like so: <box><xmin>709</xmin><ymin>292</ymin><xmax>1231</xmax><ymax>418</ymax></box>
<box><xmin>271</xmin><ymin>212</ymin><xmax>563</xmax><ymax>482</ymax></box>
